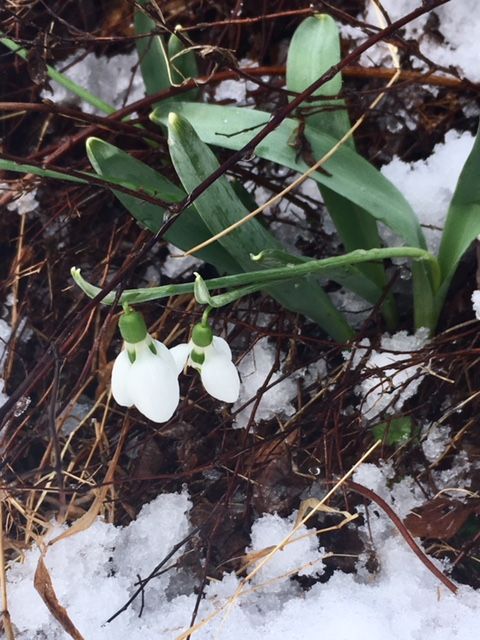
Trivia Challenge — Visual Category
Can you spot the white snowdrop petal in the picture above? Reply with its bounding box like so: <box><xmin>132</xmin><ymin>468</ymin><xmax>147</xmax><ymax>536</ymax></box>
<box><xmin>169</xmin><ymin>342</ymin><xmax>191</xmax><ymax>375</ymax></box>
<box><xmin>201</xmin><ymin>354</ymin><xmax>240</xmax><ymax>403</ymax></box>
<box><xmin>211</xmin><ymin>336</ymin><xmax>232</xmax><ymax>359</ymax></box>
<box><xmin>152</xmin><ymin>339</ymin><xmax>178</xmax><ymax>370</ymax></box>
<box><xmin>111</xmin><ymin>350</ymin><xmax>134</xmax><ymax>407</ymax></box>
<box><xmin>129</xmin><ymin>352</ymin><xmax>180</xmax><ymax>422</ymax></box>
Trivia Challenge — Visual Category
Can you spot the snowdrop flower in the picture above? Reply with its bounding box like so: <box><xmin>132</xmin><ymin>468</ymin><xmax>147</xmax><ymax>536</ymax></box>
<box><xmin>170</xmin><ymin>322</ymin><xmax>240</xmax><ymax>403</ymax></box>
<box><xmin>111</xmin><ymin>306</ymin><xmax>179</xmax><ymax>423</ymax></box>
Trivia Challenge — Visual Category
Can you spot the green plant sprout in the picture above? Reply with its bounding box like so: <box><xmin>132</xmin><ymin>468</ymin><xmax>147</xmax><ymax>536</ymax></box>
<box><xmin>2</xmin><ymin>9</ymin><xmax>480</xmax><ymax>402</ymax></box>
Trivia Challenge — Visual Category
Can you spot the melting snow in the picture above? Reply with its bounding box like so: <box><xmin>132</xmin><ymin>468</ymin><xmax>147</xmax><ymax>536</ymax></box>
<box><xmin>6</xmin><ymin>465</ymin><xmax>480</xmax><ymax>640</ymax></box>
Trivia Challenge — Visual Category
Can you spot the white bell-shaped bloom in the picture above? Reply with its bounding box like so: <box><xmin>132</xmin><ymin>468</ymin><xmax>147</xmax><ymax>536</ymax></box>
<box><xmin>111</xmin><ymin>306</ymin><xmax>180</xmax><ymax>423</ymax></box>
<box><xmin>170</xmin><ymin>331</ymin><xmax>240</xmax><ymax>403</ymax></box>
<box><xmin>112</xmin><ymin>338</ymin><xmax>180</xmax><ymax>422</ymax></box>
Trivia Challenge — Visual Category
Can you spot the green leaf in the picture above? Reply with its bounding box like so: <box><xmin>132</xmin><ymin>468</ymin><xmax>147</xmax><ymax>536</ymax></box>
<box><xmin>436</xmin><ymin>126</ymin><xmax>480</xmax><ymax>321</ymax></box>
<box><xmin>0</xmin><ymin>155</ymin><xmax>180</xmax><ymax>207</ymax></box>
<box><xmin>152</xmin><ymin>102</ymin><xmax>436</xmax><ymax>330</ymax></box>
<box><xmin>286</xmin><ymin>15</ymin><xmax>396</xmax><ymax>327</ymax></box>
<box><xmin>0</xmin><ymin>158</ymin><xmax>86</xmax><ymax>184</ymax></box>
<box><xmin>134</xmin><ymin>7</ymin><xmax>199</xmax><ymax>104</ymax></box>
<box><xmin>167</xmin><ymin>112</ymin><xmax>355</xmax><ymax>341</ymax></box>
<box><xmin>167</xmin><ymin>31</ymin><xmax>199</xmax><ymax>100</ymax></box>
<box><xmin>85</xmin><ymin>137</ymin><xmax>240</xmax><ymax>273</ymax></box>
<box><xmin>372</xmin><ymin>416</ymin><xmax>414</xmax><ymax>445</ymax></box>
<box><xmin>286</xmin><ymin>14</ymin><xmax>350</xmax><ymax>138</ymax></box>
<box><xmin>152</xmin><ymin>103</ymin><xmax>426</xmax><ymax>249</ymax></box>
<box><xmin>134</xmin><ymin>7</ymin><xmax>170</xmax><ymax>100</ymax></box>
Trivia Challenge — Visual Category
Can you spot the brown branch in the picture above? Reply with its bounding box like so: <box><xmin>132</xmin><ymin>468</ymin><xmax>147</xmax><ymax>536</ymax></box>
<box><xmin>347</xmin><ymin>480</ymin><xmax>458</xmax><ymax>594</ymax></box>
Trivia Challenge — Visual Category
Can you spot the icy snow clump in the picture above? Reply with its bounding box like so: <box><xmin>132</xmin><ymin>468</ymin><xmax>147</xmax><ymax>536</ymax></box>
<box><xmin>347</xmin><ymin>328</ymin><xmax>430</xmax><ymax>421</ymax></box>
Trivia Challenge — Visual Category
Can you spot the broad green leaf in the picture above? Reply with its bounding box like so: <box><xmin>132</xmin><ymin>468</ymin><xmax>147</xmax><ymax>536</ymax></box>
<box><xmin>286</xmin><ymin>14</ymin><xmax>349</xmax><ymax>138</ymax></box>
<box><xmin>287</xmin><ymin>15</ymin><xmax>396</xmax><ymax>327</ymax></box>
<box><xmin>152</xmin><ymin>103</ymin><xmax>436</xmax><ymax>330</ymax></box>
<box><xmin>167</xmin><ymin>112</ymin><xmax>355</xmax><ymax>341</ymax></box>
<box><xmin>372</xmin><ymin>416</ymin><xmax>415</xmax><ymax>445</ymax></box>
<box><xmin>134</xmin><ymin>5</ymin><xmax>199</xmax><ymax>104</ymax></box>
<box><xmin>86</xmin><ymin>137</ymin><xmax>240</xmax><ymax>273</ymax></box>
<box><xmin>151</xmin><ymin>103</ymin><xmax>426</xmax><ymax>249</ymax></box>
<box><xmin>436</xmin><ymin>127</ymin><xmax>480</xmax><ymax>321</ymax></box>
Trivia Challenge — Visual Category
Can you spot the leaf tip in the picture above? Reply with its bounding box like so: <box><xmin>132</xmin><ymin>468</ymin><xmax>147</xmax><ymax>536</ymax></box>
<box><xmin>168</xmin><ymin>112</ymin><xmax>180</xmax><ymax>127</ymax></box>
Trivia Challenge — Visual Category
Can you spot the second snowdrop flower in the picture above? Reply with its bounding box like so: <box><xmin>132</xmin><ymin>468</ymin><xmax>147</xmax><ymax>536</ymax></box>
<box><xmin>170</xmin><ymin>321</ymin><xmax>240</xmax><ymax>403</ymax></box>
<box><xmin>111</xmin><ymin>306</ymin><xmax>180</xmax><ymax>423</ymax></box>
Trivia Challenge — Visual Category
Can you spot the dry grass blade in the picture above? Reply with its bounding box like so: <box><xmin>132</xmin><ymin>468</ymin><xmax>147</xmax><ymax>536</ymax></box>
<box><xmin>48</xmin><ymin>417</ymin><xmax>128</xmax><ymax>547</ymax></box>
<box><xmin>34</xmin><ymin>556</ymin><xmax>85</xmax><ymax>640</ymax></box>
<box><xmin>175</xmin><ymin>441</ymin><xmax>381</xmax><ymax>640</ymax></box>
<box><xmin>0</xmin><ymin>501</ymin><xmax>15</xmax><ymax>640</ymax></box>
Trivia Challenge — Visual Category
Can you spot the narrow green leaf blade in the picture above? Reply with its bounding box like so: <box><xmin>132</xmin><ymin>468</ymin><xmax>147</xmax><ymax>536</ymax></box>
<box><xmin>134</xmin><ymin>7</ymin><xmax>170</xmax><ymax>99</ymax></box>
<box><xmin>167</xmin><ymin>32</ymin><xmax>199</xmax><ymax>101</ymax></box>
<box><xmin>287</xmin><ymin>14</ymin><xmax>396</xmax><ymax>327</ymax></box>
<box><xmin>151</xmin><ymin>103</ymin><xmax>426</xmax><ymax>249</ymax></box>
<box><xmin>85</xmin><ymin>137</ymin><xmax>240</xmax><ymax>273</ymax></box>
<box><xmin>0</xmin><ymin>158</ymin><xmax>86</xmax><ymax>183</ymax></box>
<box><xmin>0</xmin><ymin>35</ymin><xmax>115</xmax><ymax>115</ymax></box>
<box><xmin>436</xmin><ymin>128</ymin><xmax>480</xmax><ymax>317</ymax></box>
<box><xmin>167</xmin><ymin>112</ymin><xmax>354</xmax><ymax>341</ymax></box>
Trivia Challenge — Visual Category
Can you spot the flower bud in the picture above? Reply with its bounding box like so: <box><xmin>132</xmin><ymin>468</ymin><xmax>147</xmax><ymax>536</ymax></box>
<box><xmin>191</xmin><ymin>322</ymin><xmax>213</xmax><ymax>348</ymax></box>
<box><xmin>118</xmin><ymin>308</ymin><xmax>148</xmax><ymax>344</ymax></box>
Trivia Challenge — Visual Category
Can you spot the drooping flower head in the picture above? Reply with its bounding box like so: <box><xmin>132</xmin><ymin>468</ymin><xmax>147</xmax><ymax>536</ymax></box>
<box><xmin>170</xmin><ymin>320</ymin><xmax>240</xmax><ymax>403</ymax></box>
<box><xmin>111</xmin><ymin>306</ymin><xmax>180</xmax><ymax>423</ymax></box>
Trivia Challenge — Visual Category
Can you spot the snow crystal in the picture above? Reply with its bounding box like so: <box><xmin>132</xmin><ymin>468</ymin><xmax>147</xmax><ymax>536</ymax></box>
<box><xmin>42</xmin><ymin>50</ymin><xmax>144</xmax><ymax>114</ymax></box>
<box><xmin>233</xmin><ymin>337</ymin><xmax>298</xmax><ymax>429</ymax></box>
<box><xmin>7</xmin><ymin>474</ymin><xmax>480</xmax><ymax>640</ymax></box>
<box><xmin>422</xmin><ymin>423</ymin><xmax>451</xmax><ymax>463</ymax></box>
<box><xmin>347</xmin><ymin>328</ymin><xmax>430</xmax><ymax>421</ymax></box>
<box><xmin>248</xmin><ymin>512</ymin><xmax>325</xmax><ymax>589</ymax></box>
<box><xmin>2</xmin><ymin>186</ymin><xmax>39</xmax><ymax>215</ymax></box>
<box><xmin>214</xmin><ymin>58</ymin><xmax>259</xmax><ymax>105</ymax></box>
<box><xmin>329</xmin><ymin>288</ymin><xmax>373</xmax><ymax>328</ymax></box>
<box><xmin>162</xmin><ymin>244</ymin><xmax>202</xmax><ymax>279</ymax></box>
<box><xmin>381</xmin><ymin>130</ymin><xmax>474</xmax><ymax>254</ymax></box>
<box><xmin>350</xmin><ymin>0</ymin><xmax>480</xmax><ymax>82</ymax></box>
<box><xmin>471</xmin><ymin>290</ymin><xmax>480</xmax><ymax>320</ymax></box>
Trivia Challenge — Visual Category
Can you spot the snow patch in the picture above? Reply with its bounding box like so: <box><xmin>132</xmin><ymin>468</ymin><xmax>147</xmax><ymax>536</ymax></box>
<box><xmin>42</xmin><ymin>50</ymin><xmax>144</xmax><ymax>114</ymax></box>
<box><xmin>233</xmin><ymin>337</ymin><xmax>297</xmax><ymax>428</ymax></box>
<box><xmin>381</xmin><ymin>131</ymin><xmax>474</xmax><ymax>254</ymax></box>
<box><xmin>471</xmin><ymin>289</ymin><xmax>480</xmax><ymax>320</ymax></box>
<box><xmin>346</xmin><ymin>329</ymin><xmax>430</xmax><ymax>421</ymax></box>
<box><xmin>7</xmin><ymin>475</ymin><xmax>480</xmax><ymax>639</ymax></box>
<box><xmin>0</xmin><ymin>319</ymin><xmax>12</xmax><ymax>409</ymax></box>
<box><xmin>347</xmin><ymin>0</ymin><xmax>480</xmax><ymax>82</ymax></box>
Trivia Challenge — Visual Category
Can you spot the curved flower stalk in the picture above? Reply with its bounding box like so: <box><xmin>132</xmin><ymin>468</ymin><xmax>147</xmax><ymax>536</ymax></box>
<box><xmin>112</xmin><ymin>306</ymin><xmax>180</xmax><ymax>423</ymax></box>
<box><xmin>170</xmin><ymin>320</ymin><xmax>240</xmax><ymax>403</ymax></box>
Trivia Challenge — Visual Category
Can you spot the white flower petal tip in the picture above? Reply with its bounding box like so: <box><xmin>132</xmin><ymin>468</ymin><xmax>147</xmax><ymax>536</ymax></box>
<box><xmin>111</xmin><ymin>337</ymin><xmax>180</xmax><ymax>423</ymax></box>
<box><xmin>187</xmin><ymin>329</ymin><xmax>240</xmax><ymax>403</ymax></box>
<box><xmin>201</xmin><ymin>354</ymin><xmax>240</xmax><ymax>403</ymax></box>
<box><xmin>169</xmin><ymin>342</ymin><xmax>191</xmax><ymax>375</ymax></box>
<box><xmin>111</xmin><ymin>350</ymin><xmax>134</xmax><ymax>407</ymax></box>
